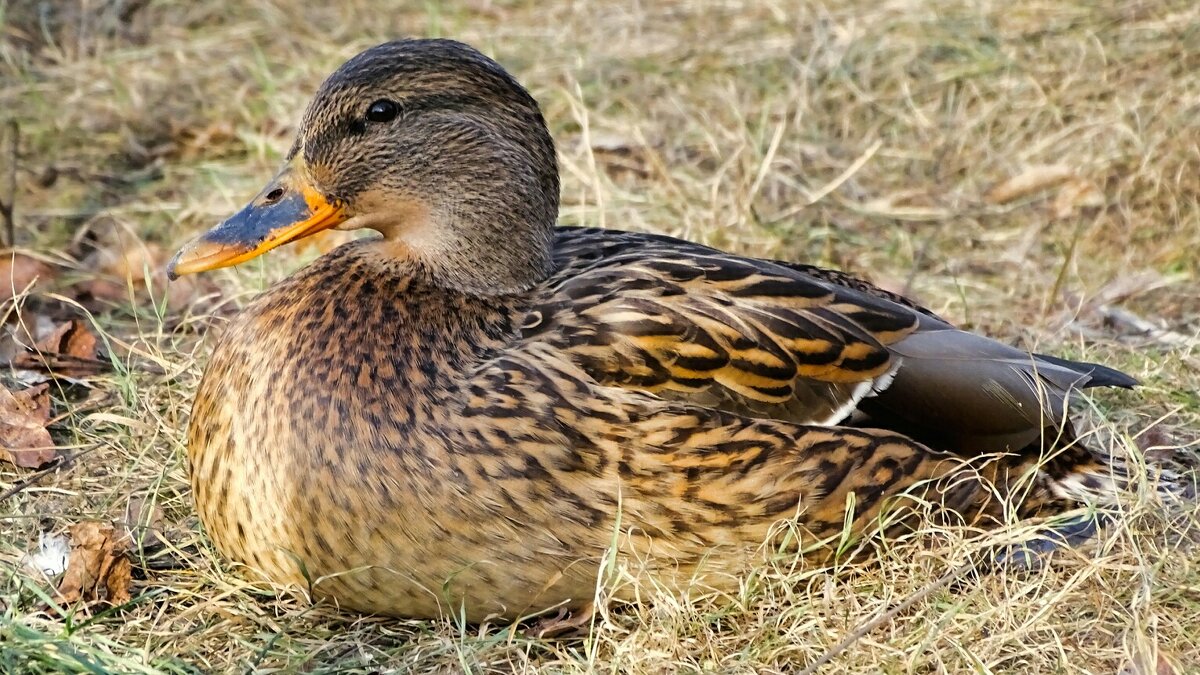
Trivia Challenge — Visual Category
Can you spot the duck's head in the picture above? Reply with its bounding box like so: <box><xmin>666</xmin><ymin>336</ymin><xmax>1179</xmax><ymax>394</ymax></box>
<box><xmin>168</xmin><ymin>39</ymin><xmax>559</xmax><ymax>294</ymax></box>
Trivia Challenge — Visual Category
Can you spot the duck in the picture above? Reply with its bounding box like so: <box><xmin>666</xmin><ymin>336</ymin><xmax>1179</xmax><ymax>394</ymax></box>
<box><xmin>168</xmin><ymin>38</ymin><xmax>1144</xmax><ymax>625</ymax></box>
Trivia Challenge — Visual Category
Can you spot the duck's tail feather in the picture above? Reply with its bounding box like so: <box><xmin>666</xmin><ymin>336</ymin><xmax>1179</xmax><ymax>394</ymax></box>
<box><xmin>861</xmin><ymin>329</ymin><xmax>1134</xmax><ymax>456</ymax></box>
<box><xmin>1026</xmin><ymin>419</ymin><xmax>1185</xmax><ymax>511</ymax></box>
<box><xmin>1031</xmin><ymin>353</ymin><xmax>1139</xmax><ymax>389</ymax></box>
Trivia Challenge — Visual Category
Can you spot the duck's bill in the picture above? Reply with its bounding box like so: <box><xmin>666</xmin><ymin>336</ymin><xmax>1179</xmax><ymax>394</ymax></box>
<box><xmin>166</xmin><ymin>162</ymin><xmax>346</xmax><ymax>280</ymax></box>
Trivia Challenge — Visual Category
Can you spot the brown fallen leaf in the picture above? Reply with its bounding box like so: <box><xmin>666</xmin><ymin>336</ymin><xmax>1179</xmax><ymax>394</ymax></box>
<box><xmin>74</xmin><ymin>241</ymin><xmax>162</xmax><ymax>306</ymax></box>
<box><xmin>71</xmin><ymin>277</ymin><xmax>126</xmax><ymax>305</ymax></box>
<box><xmin>0</xmin><ymin>383</ymin><xmax>55</xmax><ymax>468</ymax></box>
<box><xmin>1136</xmin><ymin>424</ymin><xmax>1176</xmax><ymax>459</ymax></box>
<box><xmin>49</xmin><ymin>319</ymin><xmax>97</xmax><ymax>359</ymax></box>
<box><xmin>985</xmin><ymin>164</ymin><xmax>1076</xmax><ymax>205</ymax></box>
<box><xmin>55</xmin><ymin>521</ymin><xmax>132</xmax><ymax>607</ymax></box>
<box><xmin>0</xmin><ymin>254</ymin><xmax>56</xmax><ymax>305</ymax></box>
<box><xmin>859</xmin><ymin>190</ymin><xmax>949</xmax><ymax>220</ymax></box>
<box><xmin>12</xmin><ymin>318</ymin><xmax>106</xmax><ymax>378</ymax></box>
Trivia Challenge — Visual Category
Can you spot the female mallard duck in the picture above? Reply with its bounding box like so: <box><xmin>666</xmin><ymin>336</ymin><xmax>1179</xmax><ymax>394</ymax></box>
<box><xmin>169</xmin><ymin>39</ymin><xmax>1140</xmax><ymax>623</ymax></box>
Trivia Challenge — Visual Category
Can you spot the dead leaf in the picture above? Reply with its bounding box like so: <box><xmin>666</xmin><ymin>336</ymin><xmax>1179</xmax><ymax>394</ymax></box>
<box><xmin>1086</xmin><ymin>270</ymin><xmax>1174</xmax><ymax>308</ymax></box>
<box><xmin>0</xmin><ymin>254</ymin><xmax>55</xmax><ymax>305</ymax></box>
<box><xmin>55</xmin><ymin>521</ymin><xmax>132</xmax><ymax>607</ymax></box>
<box><xmin>121</xmin><ymin>494</ymin><xmax>166</xmax><ymax>550</ymax></box>
<box><xmin>1136</xmin><ymin>423</ymin><xmax>1175</xmax><ymax>456</ymax></box>
<box><xmin>49</xmin><ymin>320</ymin><xmax>97</xmax><ymax>360</ymax></box>
<box><xmin>985</xmin><ymin>164</ymin><xmax>1076</xmax><ymax>205</ymax></box>
<box><xmin>860</xmin><ymin>190</ymin><xmax>949</xmax><ymax>220</ymax></box>
<box><xmin>1053</xmin><ymin>178</ymin><xmax>1104</xmax><ymax>219</ymax></box>
<box><xmin>12</xmin><ymin>318</ymin><xmax>106</xmax><ymax>378</ymax></box>
<box><xmin>0</xmin><ymin>383</ymin><xmax>55</xmax><ymax>468</ymax></box>
<box><xmin>98</xmin><ymin>241</ymin><xmax>165</xmax><ymax>283</ymax></box>
<box><xmin>71</xmin><ymin>277</ymin><xmax>126</xmax><ymax>305</ymax></box>
<box><xmin>77</xmin><ymin>240</ymin><xmax>164</xmax><ymax>306</ymax></box>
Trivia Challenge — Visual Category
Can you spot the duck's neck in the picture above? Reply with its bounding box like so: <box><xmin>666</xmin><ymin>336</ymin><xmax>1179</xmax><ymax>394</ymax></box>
<box><xmin>370</xmin><ymin>222</ymin><xmax>553</xmax><ymax>296</ymax></box>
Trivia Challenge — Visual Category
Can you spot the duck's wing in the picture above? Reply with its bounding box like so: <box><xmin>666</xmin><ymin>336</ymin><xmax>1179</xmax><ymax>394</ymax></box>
<box><xmin>530</xmin><ymin>228</ymin><xmax>1135</xmax><ymax>454</ymax></box>
<box><xmin>460</xmin><ymin>344</ymin><xmax>1053</xmax><ymax>565</ymax></box>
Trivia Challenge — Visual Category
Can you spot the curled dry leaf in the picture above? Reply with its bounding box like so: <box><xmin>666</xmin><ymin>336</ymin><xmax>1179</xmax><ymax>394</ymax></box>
<box><xmin>0</xmin><ymin>382</ymin><xmax>55</xmax><ymax>468</ymax></box>
<box><xmin>12</xmin><ymin>318</ymin><xmax>106</xmax><ymax>378</ymax></box>
<box><xmin>46</xmin><ymin>319</ymin><xmax>97</xmax><ymax>359</ymax></box>
<box><xmin>55</xmin><ymin>521</ymin><xmax>132</xmax><ymax>607</ymax></box>
<box><xmin>586</xmin><ymin>131</ymin><xmax>652</xmax><ymax>181</ymax></box>
<box><xmin>985</xmin><ymin>164</ymin><xmax>1075</xmax><ymax>205</ymax></box>
<box><xmin>75</xmin><ymin>241</ymin><xmax>163</xmax><ymax>305</ymax></box>
<box><xmin>94</xmin><ymin>241</ymin><xmax>165</xmax><ymax>284</ymax></box>
<box><xmin>860</xmin><ymin>190</ymin><xmax>949</xmax><ymax>220</ymax></box>
<box><xmin>1136</xmin><ymin>424</ymin><xmax>1176</xmax><ymax>462</ymax></box>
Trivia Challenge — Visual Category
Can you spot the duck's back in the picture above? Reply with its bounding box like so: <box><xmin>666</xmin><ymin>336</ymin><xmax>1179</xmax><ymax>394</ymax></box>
<box><xmin>536</xmin><ymin>227</ymin><xmax>1133</xmax><ymax>456</ymax></box>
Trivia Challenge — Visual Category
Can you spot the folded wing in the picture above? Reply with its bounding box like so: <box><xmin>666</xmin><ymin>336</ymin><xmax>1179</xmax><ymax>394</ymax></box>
<box><xmin>530</xmin><ymin>228</ymin><xmax>1134</xmax><ymax>454</ymax></box>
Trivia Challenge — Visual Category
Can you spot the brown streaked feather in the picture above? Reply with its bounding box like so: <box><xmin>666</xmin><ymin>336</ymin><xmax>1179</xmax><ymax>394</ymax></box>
<box><xmin>532</xmin><ymin>228</ymin><xmax>920</xmax><ymax>426</ymax></box>
<box><xmin>537</xmin><ymin>227</ymin><xmax>1134</xmax><ymax>455</ymax></box>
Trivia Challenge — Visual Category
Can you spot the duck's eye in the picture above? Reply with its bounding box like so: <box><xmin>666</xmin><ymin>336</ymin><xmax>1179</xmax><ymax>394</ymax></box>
<box><xmin>366</xmin><ymin>99</ymin><xmax>400</xmax><ymax>123</ymax></box>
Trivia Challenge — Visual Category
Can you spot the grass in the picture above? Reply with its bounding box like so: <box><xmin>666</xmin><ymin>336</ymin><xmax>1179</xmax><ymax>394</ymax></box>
<box><xmin>2</xmin><ymin>0</ymin><xmax>1199</xmax><ymax>672</ymax></box>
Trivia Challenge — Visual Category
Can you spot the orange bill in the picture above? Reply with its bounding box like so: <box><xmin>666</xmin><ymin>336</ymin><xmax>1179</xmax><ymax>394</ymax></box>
<box><xmin>167</xmin><ymin>157</ymin><xmax>346</xmax><ymax>279</ymax></box>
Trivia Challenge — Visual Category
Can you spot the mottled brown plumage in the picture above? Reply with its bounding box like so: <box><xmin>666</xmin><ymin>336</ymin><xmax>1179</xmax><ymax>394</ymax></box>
<box><xmin>174</xmin><ymin>39</ymin><xmax>1140</xmax><ymax>623</ymax></box>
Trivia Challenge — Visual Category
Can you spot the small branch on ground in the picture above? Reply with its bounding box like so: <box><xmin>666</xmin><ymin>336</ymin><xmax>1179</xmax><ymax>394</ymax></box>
<box><xmin>0</xmin><ymin>444</ymin><xmax>99</xmax><ymax>503</ymax></box>
<box><xmin>1098</xmin><ymin>305</ymin><xmax>1196</xmax><ymax>348</ymax></box>
<box><xmin>1096</xmin><ymin>305</ymin><xmax>1200</xmax><ymax>373</ymax></box>
<box><xmin>0</xmin><ymin>120</ymin><xmax>18</xmax><ymax>248</ymax></box>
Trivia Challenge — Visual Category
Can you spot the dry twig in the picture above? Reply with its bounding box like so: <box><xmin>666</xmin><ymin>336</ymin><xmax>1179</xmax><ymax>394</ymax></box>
<box><xmin>0</xmin><ymin>121</ymin><xmax>18</xmax><ymax>247</ymax></box>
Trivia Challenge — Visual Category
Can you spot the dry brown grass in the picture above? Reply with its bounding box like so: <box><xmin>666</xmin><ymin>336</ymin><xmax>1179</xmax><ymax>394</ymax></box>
<box><xmin>2</xmin><ymin>0</ymin><xmax>1199</xmax><ymax>672</ymax></box>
